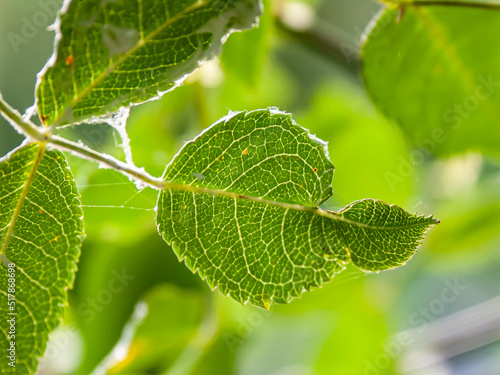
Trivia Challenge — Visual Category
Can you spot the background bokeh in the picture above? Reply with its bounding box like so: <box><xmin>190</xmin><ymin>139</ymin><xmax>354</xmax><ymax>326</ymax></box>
<box><xmin>1</xmin><ymin>1</ymin><xmax>500</xmax><ymax>374</ymax></box>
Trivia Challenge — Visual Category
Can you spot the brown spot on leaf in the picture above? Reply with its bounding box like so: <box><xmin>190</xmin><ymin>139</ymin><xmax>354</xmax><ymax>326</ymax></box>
<box><xmin>66</xmin><ymin>55</ymin><xmax>75</xmax><ymax>66</ymax></box>
<box><xmin>242</xmin><ymin>149</ymin><xmax>248</xmax><ymax>155</ymax></box>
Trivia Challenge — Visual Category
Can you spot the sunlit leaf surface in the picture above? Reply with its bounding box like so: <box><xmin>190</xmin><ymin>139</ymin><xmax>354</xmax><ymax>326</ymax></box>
<box><xmin>36</xmin><ymin>0</ymin><xmax>261</xmax><ymax>125</ymax></box>
<box><xmin>157</xmin><ymin>109</ymin><xmax>438</xmax><ymax>308</ymax></box>
<box><xmin>0</xmin><ymin>144</ymin><xmax>83</xmax><ymax>374</ymax></box>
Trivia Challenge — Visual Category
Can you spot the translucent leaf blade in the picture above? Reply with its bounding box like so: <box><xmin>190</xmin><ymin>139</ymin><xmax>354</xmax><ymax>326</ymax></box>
<box><xmin>36</xmin><ymin>0</ymin><xmax>261</xmax><ymax>126</ymax></box>
<box><xmin>156</xmin><ymin>109</ymin><xmax>438</xmax><ymax>308</ymax></box>
<box><xmin>337</xmin><ymin>199</ymin><xmax>438</xmax><ymax>271</ymax></box>
<box><xmin>161</xmin><ymin>109</ymin><xmax>335</xmax><ymax>207</ymax></box>
<box><xmin>0</xmin><ymin>144</ymin><xmax>84</xmax><ymax>374</ymax></box>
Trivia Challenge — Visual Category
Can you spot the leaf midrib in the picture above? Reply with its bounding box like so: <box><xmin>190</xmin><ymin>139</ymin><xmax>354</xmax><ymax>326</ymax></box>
<box><xmin>0</xmin><ymin>143</ymin><xmax>46</xmax><ymax>257</ymax></box>
<box><xmin>162</xmin><ymin>180</ymin><xmax>437</xmax><ymax>230</ymax></box>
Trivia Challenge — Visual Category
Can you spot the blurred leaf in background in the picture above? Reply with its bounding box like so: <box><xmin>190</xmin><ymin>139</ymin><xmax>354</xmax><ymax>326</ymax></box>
<box><xmin>363</xmin><ymin>5</ymin><xmax>500</xmax><ymax>156</ymax></box>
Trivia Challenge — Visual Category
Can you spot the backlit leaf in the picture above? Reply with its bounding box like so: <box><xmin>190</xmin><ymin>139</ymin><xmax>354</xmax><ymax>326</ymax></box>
<box><xmin>0</xmin><ymin>144</ymin><xmax>84</xmax><ymax>374</ymax></box>
<box><xmin>36</xmin><ymin>0</ymin><xmax>261</xmax><ymax>126</ymax></box>
<box><xmin>156</xmin><ymin>109</ymin><xmax>438</xmax><ymax>309</ymax></box>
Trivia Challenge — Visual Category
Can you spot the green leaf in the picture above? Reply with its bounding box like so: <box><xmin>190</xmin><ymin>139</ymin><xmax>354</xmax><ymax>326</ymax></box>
<box><xmin>156</xmin><ymin>109</ymin><xmax>438</xmax><ymax>309</ymax></box>
<box><xmin>0</xmin><ymin>144</ymin><xmax>84</xmax><ymax>374</ymax></box>
<box><xmin>36</xmin><ymin>0</ymin><xmax>261</xmax><ymax>126</ymax></box>
<box><xmin>362</xmin><ymin>5</ymin><xmax>500</xmax><ymax>156</ymax></box>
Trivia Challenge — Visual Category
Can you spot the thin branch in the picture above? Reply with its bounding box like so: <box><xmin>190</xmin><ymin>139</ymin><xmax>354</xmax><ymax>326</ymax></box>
<box><xmin>49</xmin><ymin>135</ymin><xmax>166</xmax><ymax>189</ymax></box>
<box><xmin>0</xmin><ymin>94</ymin><xmax>167</xmax><ymax>190</ymax></box>
<box><xmin>0</xmin><ymin>95</ymin><xmax>46</xmax><ymax>141</ymax></box>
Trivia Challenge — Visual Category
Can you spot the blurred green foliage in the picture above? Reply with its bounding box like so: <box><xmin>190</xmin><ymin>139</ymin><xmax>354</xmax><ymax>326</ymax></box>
<box><xmin>363</xmin><ymin>5</ymin><xmax>500</xmax><ymax>156</ymax></box>
<box><xmin>1</xmin><ymin>0</ymin><xmax>500</xmax><ymax>374</ymax></box>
